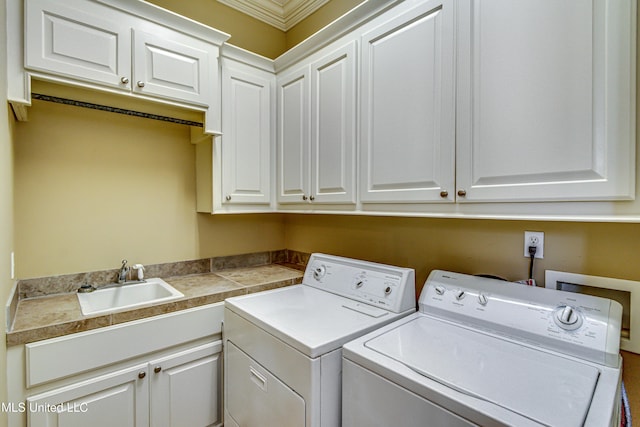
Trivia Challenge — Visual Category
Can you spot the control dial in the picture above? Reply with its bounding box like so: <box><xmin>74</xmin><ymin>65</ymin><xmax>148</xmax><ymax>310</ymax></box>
<box><xmin>477</xmin><ymin>293</ymin><xmax>488</xmax><ymax>306</ymax></box>
<box><xmin>553</xmin><ymin>305</ymin><xmax>583</xmax><ymax>330</ymax></box>
<box><xmin>313</xmin><ymin>265</ymin><xmax>326</xmax><ymax>281</ymax></box>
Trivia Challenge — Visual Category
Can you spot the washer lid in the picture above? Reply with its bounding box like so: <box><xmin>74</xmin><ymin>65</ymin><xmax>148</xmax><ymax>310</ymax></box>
<box><xmin>365</xmin><ymin>316</ymin><xmax>600</xmax><ymax>427</ymax></box>
<box><xmin>226</xmin><ymin>285</ymin><xmax>406</xmax><ymax>358</ymax></box>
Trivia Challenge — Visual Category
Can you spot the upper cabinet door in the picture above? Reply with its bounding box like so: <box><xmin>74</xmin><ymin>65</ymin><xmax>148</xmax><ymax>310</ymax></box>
<box><xmin>133</xmin><ymin>28</ymin><xmax>213</xmax><ymax>107</ymax></box>
<box><xmin>25</xmin><ymin>0</ymin><xmax>132</xmax><ymax>90</ymax></box>
<box><xmin>310</xmin><ymin>40</ymin><xmax>357</xmax><ymax>204</ymax></box>
<box><xmin>277</xmin><ymin>65</ymin><xmax>311</xmax><ymax>204</ymax></box>
<box><xmin>220</xmin><ymin>58</ymin><xmax>273</xmax><ymax>206</ymax></box>
<box><xmin>456</xmin><ymin>0</ymin><xmax>636</xmax><ymax>202</ymax></box>
<box><xmin>359</xmin><ymin>0</ymin><xmax>456</xmax><ymax>203</ymax></box>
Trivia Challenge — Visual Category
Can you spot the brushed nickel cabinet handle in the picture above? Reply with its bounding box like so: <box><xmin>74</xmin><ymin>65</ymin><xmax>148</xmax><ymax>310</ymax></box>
<box><xmin>120</xmin><ymin>77</ymin><xmax>129</xmax><ymax>84</ymax></box>
<box><xmin>440</xmin><ymin>190</ymin><xmax>448</xmax><ymax>198</ymax></box>
<box><xmin>457</xmin><ymin>190</ymin><xmax>467</xmax><ymax>197</ymax></box>
<box><xmin>138</xmin><ymin>371</ymin><xmax>146</xmax><ymax>379</ymax></box>
<box><xmin>309</xmin><ymin>195</ymin><xmax>315</xmax><ymax>201</ymax></box>
<box><xmin>137</xmin><ymin>81</ymin><xmax>145</xmax><ymax>88</ymax></box>
<box><xmin>302</xmin><ymin>195</ymin><xmax>308</xmax><ymax>201</ymax></box>
<box><xmin>154</xmin><ymin>366</ymin><xmax>162</xmax><ymax>374</ymax></box>
<box><xmin>225</xmin><ymin>195</ymin><xmax>231</xmax><ymax>201</ymax></box>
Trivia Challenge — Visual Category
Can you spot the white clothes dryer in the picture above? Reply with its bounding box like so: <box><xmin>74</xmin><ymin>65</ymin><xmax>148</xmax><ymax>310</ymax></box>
<box><xmin>343</xmin><ymin>270</ymin><xmax>623</xmax><ymax>427</ymax></box>
<box><xmin>223</xmin><ymin>253</ymin><xmax>416</xmax><ymax>427</ymax></box>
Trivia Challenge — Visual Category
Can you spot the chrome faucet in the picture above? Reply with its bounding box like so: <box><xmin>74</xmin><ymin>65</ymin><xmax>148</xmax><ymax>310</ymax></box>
<box><xmin>117</xmin><ymin>259</ymin><xmax>130</xmax><ymax>284</ymax></box>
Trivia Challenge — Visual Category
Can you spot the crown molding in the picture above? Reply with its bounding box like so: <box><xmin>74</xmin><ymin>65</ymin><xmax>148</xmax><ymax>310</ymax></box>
<box><xmin>218</xmin><ymin>0</ymin><xmax>329</xmax><ymax>31</ymax></box>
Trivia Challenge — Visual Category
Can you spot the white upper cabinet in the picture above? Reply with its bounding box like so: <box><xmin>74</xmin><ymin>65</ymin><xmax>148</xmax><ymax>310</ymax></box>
<box><xmin>277</xmin><ymin>64</ymin><xmax>310</xmax><ymax>204</ymax></box>
<box><xmin>219</xmin><ymin>54</ymin><xmax>274</xmax><ymax>208</ymax></box>
<box><xmin>359</xmin><ymin>0</ymin><xmax>456</xmax><ymax>204</ymax></box>
<box><xmin>455</xmin><ymin>0</ymin><xmax>636</xmax><ymax>202</ymax></box>
<box><xmin>310</xmin><ymin>41</ymin><xmax>357</xmax><ymax>204</ymax></box>
<box><xmin>24</xmin><ymin>0</ymin><xmax>132</xmax><ymax>90</ymax></box>
<box><xmin>132</xmin><ymin>28</ymin><xmax>214</xmax><ymax>106</ymax></box>
<box><xmin>14</xmin><ymin>0</ymin><xmax>229</xmax><ymax>133</ymax></box>
<box><xmin>277</xmin><ymin>40</ymin><xmax>357</xmax><ymax>206</ymax></box>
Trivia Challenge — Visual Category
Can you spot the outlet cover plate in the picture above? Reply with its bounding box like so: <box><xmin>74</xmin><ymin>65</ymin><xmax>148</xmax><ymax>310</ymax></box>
<box><xmin>524</xmin><ymin>231</ymin><xmax>544</xmax><ymax>259</ymax></box>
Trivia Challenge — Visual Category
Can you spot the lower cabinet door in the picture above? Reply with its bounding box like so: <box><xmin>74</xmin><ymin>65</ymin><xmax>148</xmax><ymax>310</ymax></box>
<box><xmin>27</xmin><ymin>364</ymin><xmax>149</xmax><ymax>427</ymax></box>
<box><xmin>225</xmin><ymin>341</ymin><xmax>305</xmax><ymax>427</ymax></box>
<box><xmin>149</xmin><ymin>341</ymin><xmax>223</xmax><ymax>427</ymax></box>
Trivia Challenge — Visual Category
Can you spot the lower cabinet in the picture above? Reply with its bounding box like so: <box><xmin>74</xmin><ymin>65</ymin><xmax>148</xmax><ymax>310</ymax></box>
<box><xmin>27</xmin><ymin>341</ymin><xmax>222</xmax><ymax>427</ymax></box>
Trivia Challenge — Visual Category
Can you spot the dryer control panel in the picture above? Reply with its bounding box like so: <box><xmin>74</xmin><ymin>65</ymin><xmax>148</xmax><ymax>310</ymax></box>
<box><xmin>420</xmin><ymin>270</ymin><xmax>622</xmax><ymax>368</ymax></box>
<box><xmin>303</xmin><ymin>254</ymin><xmax>416</xmax><ymax>314</ymax></box>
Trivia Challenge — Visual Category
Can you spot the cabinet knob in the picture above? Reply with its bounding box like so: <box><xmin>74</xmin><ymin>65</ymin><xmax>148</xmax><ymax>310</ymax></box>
<box><xmin>309</xmin><ymin>195</ymin><xmax>315</xmax><ymax>201</ymax></box>
<box><xmin>154</xmin><ymin>366</ymin><xmax>162</xmax><ymax>374</ymax></box>
<box><xmin>137</xmin><ymin>81</ymin><xmax>145</xmax><ymax>88</ymax></box>
<box><xmin>138</xmin><ymin>371</ymin><xmax>146</xmax><ymax>379</ymax></box>
<box><xmin>302</xmin><ymin>195</ymin><xmax>308</xmax><ymax>201</ymax></box>
<box><xmin>457</xmin><ymin>190</ymin><xmax>467</xmax><ymax>197</ymax></box>
<box><xmin>440</xmin><ymin>190</ymin><xmax>449</xmax><ymax>198</ymax></box>
<box><xmin>225</xmin><ymin>195</ymin><xmax>231</xmax><ymax>201</ymax></box>
<box><xmin>120</xmin><ymin>77</ymin><xmax>129</xmax><ymax>84</ymax></box>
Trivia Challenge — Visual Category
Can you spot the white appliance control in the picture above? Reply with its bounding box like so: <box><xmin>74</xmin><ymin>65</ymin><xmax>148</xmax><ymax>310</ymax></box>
<box><xmin>420</xmin><ymin>270</ymin><xmax>623</xmax><ymax>367</ymax></box>
<box><xmin>553</xmin><ymin>305</ymin><xmax>583</xmax><ymax>330</ymax></box>
<box><xmin>313</xmin><ymin>265</ymin><xmax>327</xmax><ymax>280</ymax></box>
<box><xmin>303</xmin><ymin>254</ymin><xmax>416</xmax><ymax>313</ymax></box>
<box><xmin>477</xmin><ymin>293</ymin><xmax>488</xmax><ymax>306</ymax></box>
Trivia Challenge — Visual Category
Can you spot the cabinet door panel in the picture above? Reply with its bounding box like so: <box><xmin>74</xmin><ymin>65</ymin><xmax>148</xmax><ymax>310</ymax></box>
<box><xmin>25</xmin><ymin>0</ymin><xmax>131</xmax><ymax>90</ymax></box>
<box><xmin>277</xmin><ymin>65</ymin><xmax>310</xmax><ymax>204</ymax></box>
<box><xmin>150</xmin><ymin>341</ymin><xmax>222</xmax><ymax>427</ymax></box>
<box><xmin>221</xmin><ymin>60</ymin><xmax>273</xmax><ymax>205</ymax></box>
<box><xmin>360</xmin><ymin>0</ymin><xmax>455</xmax><ymax>203</ymax></box>
<box><xmin>133</xmin><ymin>29</ymin><xmax>212</xmax><ymax>106</ymax></box>
<box><xmin>311</xmin><ymin>41</ymin><xmax>357</xmax><ymax>204</ymax></box>
<box><xmin>27</xmin><ymin>364</ymin><xmax>148</xmax><ymax>427</ymax></box>
<box><xmin>456</xmin><ymin>0</ymin><xmax>635</xmax><ymax>202</ymax></box>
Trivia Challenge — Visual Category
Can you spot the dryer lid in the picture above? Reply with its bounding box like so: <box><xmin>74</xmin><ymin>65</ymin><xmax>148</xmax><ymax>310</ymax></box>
<box><xmin>226</xmin><ymin>285</ymin><xmax>408</xmax><ymax>358</ymax></box>
<box><xmin>364</xmin><ymin>316</ymin><xmax>600</xmax><ymax>427</ymax></box>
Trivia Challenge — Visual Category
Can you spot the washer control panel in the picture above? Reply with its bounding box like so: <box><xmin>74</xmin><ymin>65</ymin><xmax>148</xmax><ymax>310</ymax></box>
<box><xmin>420</xmin><ymin>270</ymin><xmax>622</xmax><ymax>367</ymax></box>
<box><xmin>303</xmin><ymin>254</ymin><xmax>416</xmax><ymax>314</ymax></box>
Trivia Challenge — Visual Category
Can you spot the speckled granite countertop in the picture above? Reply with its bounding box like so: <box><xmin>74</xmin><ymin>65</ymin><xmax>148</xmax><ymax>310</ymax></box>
<box><xmin>7</xmin><ymin>263</ymin><xmax>304</xmax><ymax>346</ymax></box>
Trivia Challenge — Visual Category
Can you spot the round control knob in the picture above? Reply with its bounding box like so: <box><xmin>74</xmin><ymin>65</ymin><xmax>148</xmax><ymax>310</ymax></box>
<box><xmin>434</xmin><ymin>286</ymin><xmax>445</xmax><ymax>295</ymax></box>
<box><xmin>553</xmin><ymin>305</ymin><xmax>583</xmax><ymax>330</ymax></box>
<box><xmin>455</xmin><ymin>290</ymin><xmax>466</xmax><ymax>300</ymax></box>
<box><xmin>355</xmin><ymin>280</ymin><xmax>364</xmax><ymax>288</ymax></box>
<box><xmin>384</xmin><ymin>286</ymin><xmax>392</xmax><ymax>295</ymax></box>
<box><xmin>313</xmin><ymin>265</ymin><xmax>326</xmax><ymax>280</ymax></box>
<box><xmin>477</xmin><ymin>293</ymin><xmax>488</xmax><ymax>306</ymax></box>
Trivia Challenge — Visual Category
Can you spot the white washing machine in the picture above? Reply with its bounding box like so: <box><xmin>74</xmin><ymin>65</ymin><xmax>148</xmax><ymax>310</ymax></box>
<box><xmin>223</xmin><ymin>253</ymin><xmax>416</xmax><ymax>427</ymax></box>
<box><xmin>343</xmin><ymin>270</ymin><xmax>623</xmax><ymax>427</ymax></box>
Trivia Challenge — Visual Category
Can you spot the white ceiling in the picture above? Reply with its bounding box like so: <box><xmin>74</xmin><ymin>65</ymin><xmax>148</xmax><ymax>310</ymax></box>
<box><xmin>218</xmin><ymin>0</ymin><xmax>329</xmax><ymax>31</ymax></box>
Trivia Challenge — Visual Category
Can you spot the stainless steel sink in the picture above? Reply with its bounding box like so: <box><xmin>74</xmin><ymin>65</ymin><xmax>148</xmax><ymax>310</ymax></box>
<box><xmin>77</xmin><ymin>278</ymin><xmax>184</xmax><ymax>315</ymax></box>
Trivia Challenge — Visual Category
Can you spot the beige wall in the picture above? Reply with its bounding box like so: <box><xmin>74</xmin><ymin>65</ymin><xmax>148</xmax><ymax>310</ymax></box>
<box><xmin>285</xmin><ymin>0</ymin><xmax>365</xmax><ymax>49</ymax></box>
<box><xmin>284</xmin><ymin>215</ymin><xmax>640</xmax><ymax>296</ymax></box>
<box><xmin>14</xmin><ymin>100</ymin><xmax>285</xmax><ymax>278</ymax></box>
<box><xmin>146</xmin><ymin>0</ymin><xmax>287</xmax><ymax>59</ymax></box>
<box><xmin>1</xmin><ymin>0</ymin><xmax>14</xmax><ymax>422</ymax></box>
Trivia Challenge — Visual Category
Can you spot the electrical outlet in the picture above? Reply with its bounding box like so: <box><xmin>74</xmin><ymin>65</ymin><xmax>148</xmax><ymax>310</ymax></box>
<box><xmin>524</xmin><ymin>231</ymin><xmax>544</xmax><ymax>259</ymax></box>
